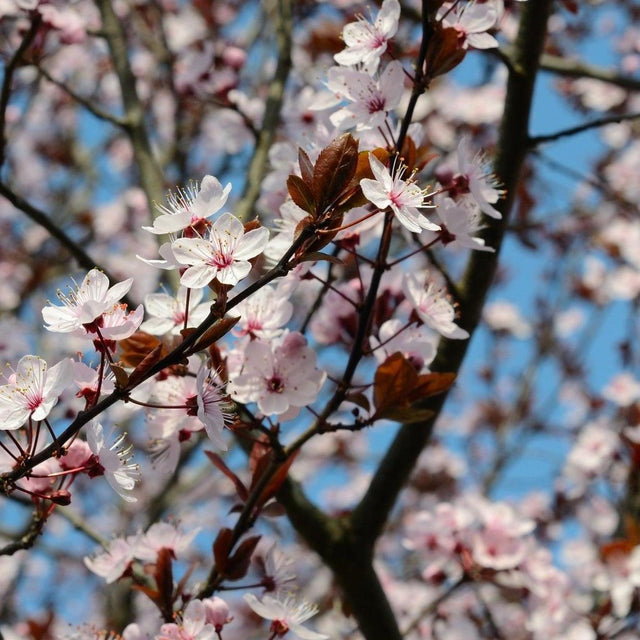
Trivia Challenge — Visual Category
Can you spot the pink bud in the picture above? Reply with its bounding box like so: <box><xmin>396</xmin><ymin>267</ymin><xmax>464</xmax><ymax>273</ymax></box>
<box><xmin>203</xmin><ymin>596</ymin><xmax>231</xmax><ymax>630</ymax></box>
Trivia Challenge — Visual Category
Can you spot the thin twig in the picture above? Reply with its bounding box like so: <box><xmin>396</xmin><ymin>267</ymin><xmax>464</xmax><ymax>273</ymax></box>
<box><xmin>529</xmin><ymin>111</ymin><xmax>640</xmax><ymax>147</ymax></box>
<box><xmin>36</xmin><ymin>65</ymin><xmax>127</xmax><ymax>127</ymax></box>
<box><xmin>0</xmin><ymin>14</ymin><xmax>42</xmax><ymax>166</ymax></box>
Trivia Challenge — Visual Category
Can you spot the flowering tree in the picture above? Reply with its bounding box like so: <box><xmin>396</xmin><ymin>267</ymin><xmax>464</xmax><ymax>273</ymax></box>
<box><xmin>1</xmin><ymin>0</ymin><xmax>640</xmax><ymax>639</ymax></box>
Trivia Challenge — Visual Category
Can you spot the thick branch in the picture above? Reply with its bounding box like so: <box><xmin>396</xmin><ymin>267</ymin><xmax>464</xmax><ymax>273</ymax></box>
<box><xmin>351</xmin><ymin>0</ymin><xmax>555</xmax><ymax>542</ymax></box>
<box><xmin>95</xmin><ymin>0</ymin><xmax>165</xmax><ymax>218</ymax></box>
<box><xmin>234</xmin><ymin>0</ymin><xmax>292</xmax><ymax>222</ymax></box>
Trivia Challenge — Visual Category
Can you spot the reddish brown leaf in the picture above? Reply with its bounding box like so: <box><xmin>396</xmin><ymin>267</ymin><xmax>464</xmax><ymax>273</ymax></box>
<box><xmin>312</xmin><ymin>134</ymin><xmax>358</xmax><ymax>216</ymax></box>
<box><xmin>298</xmin><ymin>147</ymin><xmax>314</xmax><ymax>184</ymax></box>
<box><xmin>287</xmin><ymin>174</ymin><xmax>315</xmax><ymax>214</ymax></box>
<box><xmin>424</xmin><ymin>26</ymin><xmax>466</xmax><ymax>80</ymax></box>
<box><xmin>109</xmin><ymin>364</ymin><xmax>129</xmax><ymax>389</ymax></box>
<box><xmin>205</xmin><ymin>451</ymin><xmax>248</xmax><ymax>502</ymax></box>
<box><xmin>408</xmin><ymin>371</ymin><xmax>457</xmax><ymax>404</ymax></box>
<box><xmin>373</xmin><ymin>352</ymin><xmax>419</xmax><ymax>414</ymax></box>
<box><xmin>153</xmin><ymin>547</ymin><xmax>175</xmax><ymax>615</ymax></box>
<box><xmin>258</xmin><ymin>451</ymin><xmax>299</xmax><ymax>507</ymax></box>
<box><xmin>224</xmin><ymin>534</ymin><xmax>261</xmax><ymax>580</ymax></box>
<box><xmin>118</xmin><ymin>331</ymin><xmax>164</xmax><ymax>368</ymax></box>
<box><xmin>298</xmin><ymin>251</ymin><xmax>344</xmax><ymax>265</ymax></box>
<box><xmin>191</xmin><ymin>315</ymin><xmax>240</xmax><ymax>353</ymax></box>
<box><xmin>127</xmin><ymin>343</ymin><xmax>164</xmax><ymax>388</ymax></box>
<box><xmin>213</xmin><ymin>527</ymin><xmax>234</xmax><ymax>574</ymax></box>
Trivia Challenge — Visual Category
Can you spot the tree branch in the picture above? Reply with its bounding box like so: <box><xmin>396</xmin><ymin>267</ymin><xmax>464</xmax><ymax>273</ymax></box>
<box><xmin>95</xmin><ymin>0</ymin><xmax>166</xmax><ymax>219</ymax></box>
<box><xmin>0</xmin><ymin>14</ymin><xmax>42</xmax><ymax>167</ymax></box>
<box><xmin>0</xmin><ymin>181</ymin><xmax>133</xmax><ymax>308</ymax></box>
<box><xmin>234</xmin><ymin>0</ymin><xmax>293</xmax><ymax>222</ymax></box>
<box><xmin>529</xmin><ymin>111</ymin><xmax>640</xmax><ymax>146</ymax></box>
<box><xmin>350</xmin><ymin>0</ymin><xmax>555</xmax><ymax>543</ymax></box>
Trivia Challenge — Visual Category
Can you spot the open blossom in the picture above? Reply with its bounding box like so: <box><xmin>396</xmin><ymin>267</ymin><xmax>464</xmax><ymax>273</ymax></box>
<box><xmin>228</xmin><ymin>332</ymin><xmax>325</xmax><ymax>419</ymax></box>
<box><xmin>403</xmin><ymin>272</ymin><xmax>469</xmax><ymax>339</ymax></box>
<box><xmin>326</xmin><ymin>60</ymin><xmax>405</xmax><ymax>131</ymax></box>
<box><xmin>131</xmin><ymin>521</ymin><xmax>200</xmax><ymax>562</ymax></box>
<box><xmin>425</xmin><ymin>197</ymin><xmax>494</xmax><ymax>252</ymax></box>
<box><xmin>84</xmin><ymin>537</ymin><xmax>135</xmax><ymax>584</ymax></box>
<box><xmin>334</xmin><ymin>0</ymin><xmax>400</xmax><ymax>74</ymax></box>
<box><xmin>141</xmin><ymin>286</ymin><xmax>211</xmax><ymax>336</ymax></box>
<box><xmin>233</xmin><ymin>283</ymin><xmax>293</xmax><ymax>340</ymax></box>
<box><xmin>42</xmin><ymin>268</ymin><xmax>141</xmax><ymax>337</ymax></box>
<box><xmin>370</xmin><ymin>319</ymin><xmax>437</xmax><ymax>372</ymax></box>
<box><xmin>243</xmin><ymin>593</ymin><xmax>328</xmax><ymax>640</ymax></box>
<box><xmin>172</xmin><ymin>213</ymin><xmax>269</xmax><ymax>288</ymax></box>
<box><xmin>143</xmin><ymin>175</ymin><xmax>232</xmax><ymax>236</ymax></box>
<box><xmin>0</xmin><ymin>355</ymin><xmax>73</xmax><ymax>430</ymax></box>
<box><xmin>360</xmin><ymin>154</ymin><xmax>440</xmax><ymax>234</ymax></box>
<box><xmin>86</xmin><ymin>420</ymin><xmax>139</xmax><ymax>502</ymax></box>
<box><xmin>437</xmin><ymin>137</ymin><xmax>504</xmax><ymax>218</ymax></box>
<box><xmin>439</xmin><ymin>1</ymin><xmax>499</xmax><ymax>50</ymax></box>
<box><xmin>157</xmin><ymin>599</ymin><xmax>217</xmax><ymax>640</ymax></box>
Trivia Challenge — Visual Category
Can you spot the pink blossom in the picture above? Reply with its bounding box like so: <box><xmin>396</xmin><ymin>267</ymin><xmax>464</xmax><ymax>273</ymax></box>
<box><xmin>370</xmin><ymin>319</ymin><xmax>437</xmax><ymax>372</ymax></box>
<box><xmin>334</xmin><ymin>0</ymin><xmax>401</xmax><ymax>74</ymax></box>
<box><xmin>232</xmin><ymin>283</ymin><xmax>293</xmax><ymax>340</ymax></box>
<box><xmin>132</xmin><ymin>521</ymin><xmax>200</xmax><ymax>562</ymax></box>
<box><xmin>243</xmin><ymin>593</ymin><xmax>328</xmax><ymax>640</ymax></box>
<box><xmin>602</xmin><ymin>373</ymin><xmax>640</xmax><ymax>407</ymax></box>
<box><xmin>86</xmin><ymin>420</ymin><xmax>139</xmax><ymax>502</ymax></box>
<box><xmin>403</xmin><ymin>272</ymin><xmax>469</xmax><ymax>339</ymax></box>
<box><xmin>42</xmin><ymin>269</ymin><xmax>141</xmax><ymax>338</ymax></box>
<box><xmin>228</xmin><ymin>332</ymin><xmax>325</xmax><ymax>419</ymax></box>
<box><xmin>156</xmin><ymin>599</ymin><xmax>217</xmax><ymax>640</ymax></box>
<box><xmin>143</xmin><ymin>175</ymin><xmax>232</xmax><ymax>236</ymax></box>
<box><xmin>0</xmin><ymin>355</ymin><xmax>73</xmax><ymax>430</ymax></box>
<box><xmin>360</xmin><ymin>154</ymin><xmax>440</xmax><ymax>234</ymax></box>
<box><xmin>84</xmin><ymin>537</ymin><xmax>134</xmax><ymax>584</ymax></box>
<box><xmin>326</xmin><ymin>61</ymin><xmax>405</xmax><ymax>131</ymax></box>
<box><xmin>202</xmin><ymin>597</ymin><xmax>231</xmax><ymax>632</ymax></box>
<box><xmin>141</xmin><ymin>287</ymin><xmax>211</xmax><ymax>336</ymax></box>
<box><xmin>439</xmin><ymin>1</ymin><xmax>500</xmax><ymax>50</ymax></box>
<box><xmin>172</xmin><ymin>213</ymin><xmax>269</xmax><ymax>288</ymax></box>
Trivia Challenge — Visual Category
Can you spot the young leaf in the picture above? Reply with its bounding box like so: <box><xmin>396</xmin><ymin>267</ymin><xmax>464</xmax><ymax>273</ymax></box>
<box><xmin>224</xmin><ymin>534</ymin><xmax>261</xmax><ymax>580</ymax></box>
<box><xmin>312</xmin><ymin>134</ymin><xmax>358</xmax><ymax>216</ymax></box>
<box><xmin>287</xmin><ymin>174</ymin><xmax>315</xmax><ymax>214</ymax></box>
<box><xmin>373</xmin><ymin>352</ymin><xmax>419</xmax><ymax>415</ymax></box>
<box><xmin>298</xmin><ymin>147</ymin><xmax>314</xmax><ymax>184</ymax></box>
<box><xmin>205</xmin><ymin>451</ymin><xmax>249</xmax><ymax>502</ymax></box>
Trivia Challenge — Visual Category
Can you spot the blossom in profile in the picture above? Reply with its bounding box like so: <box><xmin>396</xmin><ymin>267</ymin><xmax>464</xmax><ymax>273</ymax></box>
<box><xmin>243</xmin><ymin>593</ymin><xmax>329</xmax><ymax>640</ymax></box>
<box><xmin>403</xmin><ymin>272</ymin><xmax>469</xmax><ymax>339</ymax></box>
<box><xmin>172</xmin><ymin>213</ymin><xmax>269</xmax><ymax>288</ymax></box>
<box><xmin>334</xmin><ymin>0</ymin><xmax>401</xmax><ymax>74</ymax></box>
<box><xmin>86</xmin><ymin>420</ymin><xmax>139</xmax><ymax>502</ymax></box>
<box><xmin>360</xmin><ymin>154</ymin><xmax>440</xmax><ymax>234</ymax></box>
<box><xmin>427</xmin><ymin>197</ymin><xmax>494</xmax><ymax>252</ymax></box>
<box><xmin>42</xmin><ymin>268</ymin><xmax>141</xmax><ymax>337</ymax></box>
<box><xmin>143</xmin><ymin>175</ymin><xmax>232</xmax><ymax>236</ymax></box>
<box><xmin>0</xmin><ymin>355</ymin><xmax>73</xmax><ymax>430</ymax></box>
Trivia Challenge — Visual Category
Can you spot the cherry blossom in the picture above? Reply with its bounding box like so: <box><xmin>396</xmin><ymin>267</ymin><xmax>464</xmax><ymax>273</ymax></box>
<box><xmin>156</xmin><ymin>599</ymin><xmax>217</xmax><ymax>640</ymax></box>
<box><xmin>172</xmin><ymin>213</ymin><xmax>269</xmax><ymax>288</ymax></box>
<box><xmin>439</xmin><ymin>1</ymin><xmax>500</xmax><ymax>50</ymax></box>
<box><xmin>369</xmin><ymin>318</ymin><xmax>437</xmax><ymax>372</ymax></box>
<box><xmin>143</xmin><ymin>175</ymin><xmax>232</xmax><ymax>236</ymax></box>
<box><xmin>86</xmin><ymin>420</ymin><xmax>139</xmax><ymax>502</ymax></box>
<box><xmin>243</xmin><ymin>593</ymin><xmax>329</xmax><ymax>640</ymax></box>
<box><xmin>333</xmin><ymin>0</ymin><xmax>401</xmax><ymax>74</ymax></box>
<box><xmin>84</xmin><ymin>537</ymin><xmax>135</xmax><ymax>584</ymax></box>
<box><xmin>228</xmin><ymin>332</ymin><xmax>326</xmax><ymax>419</ymax></box>
<box><xmin>232</xmin><ymin>283</ymin><xmax>293</xmax><ymax>340</ymax></box>
<box><xmin>437</xmin><ymin>137</ymin><xmax>504</xmax><ymax>218</ymax></box>
<box><xmin>403</xmin><ymin>272</ymin><xmax>469</xmax><ymax>339</ymax></box>
<box><xmin>325</xmin><ymin>60</ymin><xmax>405</xmax><ymax>131</ymax></box>
<box><xmin>360</xmin><ymin>154</ymin><xmax>440</xmax><ymax>234</ymax></box>
<box><xmin>0</xmin><ymin>355</ymin><xmax>73</xmax><ymax>430</ymax></box>
<box><xmin>42</xmin><ymin>269</ymin><xmax>140</xmax><ymax>337</ymax></box>
<box><xmin>141</xmin><ymin>287</ymin><xmax>211</xmax><ymax>336</ymax></box>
